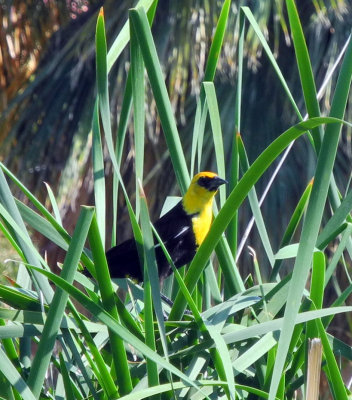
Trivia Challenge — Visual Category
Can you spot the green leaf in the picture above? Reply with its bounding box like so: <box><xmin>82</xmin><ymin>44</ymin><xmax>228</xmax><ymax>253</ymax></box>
<box><xmin>27</xmin><ymin>206</ymin><xmax>95</xmax><ymax>398</ymax></box>
<box><xmin>129</xmin><ymin>7</ymin><xmax>189</xmax><ymax>192</ymax></box>
<box><xmin>274</xmin><ymin>244</ymin><xmax>320</xmax><ymax>260</ymax></box>
<box><xmin>268</xmin><ymin>26</ymin><xmax>352</xmax><ymax>400</ymax></box>
<box><xmin>92</xmin><ymin>100</ymin><xmax>106</xmax><ymax>245</ymax></box>
<box><xmin>0</xmin><ymin>347</ymin><xmax>36</xmax><ymax>400</ymax></box>
<box><xmin>88</xmin><ymin>213</ymin><xmax>132</xmax><ymax>395</ymax></box>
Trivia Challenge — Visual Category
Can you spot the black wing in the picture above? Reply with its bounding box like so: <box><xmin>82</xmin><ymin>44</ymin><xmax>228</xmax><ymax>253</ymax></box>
<box><xmin>106</xmin><ymin>201</ymin><xmax>198</xmax><ymax>281</ymax></box>
<box><xmin>153</xmin><ymin>201</ymin><xmax>197</xmax><ymax>277</ymax></box>
<box><xmin>106</xmin><ymin>238</ymin><xmax>143</xmax><ymax>281</ymax></box>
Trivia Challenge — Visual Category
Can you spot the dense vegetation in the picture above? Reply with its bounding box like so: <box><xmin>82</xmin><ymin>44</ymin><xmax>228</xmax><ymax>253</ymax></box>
<box><xmin>0</xmin><ymin>0</ymin><xmax>351</xmax><ymax>399</ymax></box>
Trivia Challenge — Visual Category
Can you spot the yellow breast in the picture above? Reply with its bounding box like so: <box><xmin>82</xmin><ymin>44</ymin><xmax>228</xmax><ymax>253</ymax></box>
<box><xmin>191</xmin><ymin>201</ymin><xmax>213</xmax><ymax>246</ymax></box>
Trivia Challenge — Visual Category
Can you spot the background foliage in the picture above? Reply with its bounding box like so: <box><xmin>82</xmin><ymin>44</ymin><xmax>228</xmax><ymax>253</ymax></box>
<box><xmin>1</xmin><ymin>0</ymin><xmax>351</xmax><ymax>272</ymax></box>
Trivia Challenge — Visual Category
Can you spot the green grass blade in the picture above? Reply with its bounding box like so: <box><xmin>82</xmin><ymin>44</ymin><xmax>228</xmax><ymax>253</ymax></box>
<box><xmin>27</xmin><ymin>206</ymin><xmax>95</xmax><ymax>398</ymax></box>
<box><xmin>139</xmin><ymin>191</ymin><xmax>161</xmax><ymax>390</ymax></box>
<box><xmin>0</xmin><ymin>163</ymin><xmax>95</xmax><ymax>272</ymax></box>
<box><xmin>106</xmin><ymin>0</ymin><xmax>155</xmax><ymax>72</ymax></box>
<box><xmin>315</xmin><ymin>315</ymin><xmax>348</xmax><ymax>399</ymax></box>
<box><xmin>129</xmin><ymin>7</ymin><xmax>189</xmax><ymax>192</ymax></box>
<box><xmin>95</xmin><ymin>10</ymin><xmax>112</xmax><ymax>234</ymax></box>
<box><xmin>237</xmin><ymin>133</ymin><xmax>275</xmax><ymax>267</ymax></box>
<box><xmin>306</xmin><ymin>251</ymin><xmax>325</xmax><ymax>340</ymax></box>
<box><xmin>241</xmin><ymin>6</ymin><xmax>302</xmax><ymax>121</ymax></box>
<box><xmin>233</xmin><ymin>332</ymin><xmax>278</xmax><ymax>376</ymax></box>
<box><xmin>16</xmin><ymin>200</ymin><xmax>69</xmax><ymax>251</ymax></box>
<box><xmin>92</xmin><ymin>100</ymin><xmax>106</xmax><ymax>245</ymax></box>
<box><xmin>227</xmin><ymin>10</ymin><xmax>244</xmax><ymax>256</ymax></box>
<box><xmin>0</xmin><ymin>204</ymin><xmax>47</xmax><ymax>269</ymax></box>
<box><xmin>268</xmin><ymin>33</ymin><xmax>352</xmax><ymax>400</ymax></box>
<box><xmin>130</xmin><ymin>17</ymin><xmax>145</xmax><ymax>219</ymax></box>
<box><xmin>203</xmin><ymin>82</ymin><xmax>226</xmax><ymax>205</ymax></box>
<box><xmin>203</xmin><ymin>0</ymin><xmax>231</xmax><ymax>82</ymax></box>
<box><xmin>44</xmin><ymin>182</ymin><xmax>62</xmax><ymax>225</ymax></box>
<box><xmin>111</xmin><ymin>3</ymin><xmax>157</xmax><ymax>246</ymax></box>
<box><xmin>285</xmin><ymin>0</ymin><xmax>321</xmax><ymax>150</ymax></box>
<box><xmin>59</xmin><ymin>353</ymin><xmax>76</xmax><ymax>399</ymax></box>
<box><xmin>317</xmin><ymin>185</ymin><xmax>352</xmax><ymax>250</ymax></box>
<box><xmin>324</xmin><ymin>223</ymin><xmax>352</xmax><ymax>286</ymax></box>
<box><xmin>270</xmin><ymin>179</ymin><xmax>313</xmax><ymax>281</ymax></box>
<box><xmin>0</xmin><ymin>347</ymin><xmax>36</xmax><ymax>400</ymax></box>
<box><xmin>310</xmin><ymin>251</ymin><xmax>325</xmax><ymax>310</ymax></box>
<box><xmin>88</xmin><ymin>214</ymin><xmax>132</xmax><ymax>395</ymax></box>
<box><xmin>0</xmin><ymin>169</ymin><xmax>53</xmax><ymax>303</ymax></box>
<box><xmin>95</xmin><ymin>8</ymin><xmax>141</xmax><ymax>255</ymax></box>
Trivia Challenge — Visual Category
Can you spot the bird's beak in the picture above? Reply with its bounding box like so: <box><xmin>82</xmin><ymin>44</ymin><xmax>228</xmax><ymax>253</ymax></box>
<box><xmin>209</xmin><ymin>176</ymin><xmax>228</xmax><ymax>191</ymax></box>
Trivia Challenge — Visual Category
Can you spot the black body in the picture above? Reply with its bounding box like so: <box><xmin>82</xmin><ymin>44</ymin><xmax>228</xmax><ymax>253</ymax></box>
<box><xmin>106</xmin><ymin>201</ymin><xmax>197</xmax><ymax>281</ymax></box>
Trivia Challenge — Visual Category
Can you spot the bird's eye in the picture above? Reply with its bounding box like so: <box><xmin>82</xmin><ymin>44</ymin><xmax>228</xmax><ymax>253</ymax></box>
<box><xmin>197</xmin><ymin>177</ymin><xmax>207</xmax><ymax>187</ymax></box>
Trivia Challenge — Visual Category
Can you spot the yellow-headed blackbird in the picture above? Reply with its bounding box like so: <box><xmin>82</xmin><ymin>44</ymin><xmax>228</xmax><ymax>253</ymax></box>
<box><xmin>106</xmin><ymin>171</ymin><xmax>227</xmax><ymax>281</ymax></box>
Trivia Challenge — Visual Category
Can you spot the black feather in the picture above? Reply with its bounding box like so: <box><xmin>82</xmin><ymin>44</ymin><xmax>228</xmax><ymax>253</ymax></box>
<box><xmin>106</xmin><ymin>201</ymin><xmax>197</xmax><ymax>281</ymax></box>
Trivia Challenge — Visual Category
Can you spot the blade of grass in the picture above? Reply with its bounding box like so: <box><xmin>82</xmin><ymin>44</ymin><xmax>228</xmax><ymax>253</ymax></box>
<box><xmin>106</xmin><ymin>0</ymin><xmax>155</xmax><ymax>72</ymax></box>
<box><xmin>44</xmin><ymin>182</ymin><xmax>62</xmax><ymax>225</ymax></box>
<box><xmin>241</xmin><ymin>6</ymin><xmax>302</xmax><ymax>121</ymax></box>
<box><xmin>16</xmin><ymin>200</ymin><xmax>69</xmax><ymax>251</ymax></box>
<box><xmin>237</xmin><ymin>133</ymin><xmax>275</xmax><ymax>267</ymax></box>
<box><xmin>27</xmin><ymin>206</ymin><xmax>95</xmax><ymax>398</ymax></box>
<box><xmin>111</xmin><ymin>2</ymin><xmax>158</xmax><ymax>246</ymax></box>
<box><xmin>204</xmin><ymin>0</ymin><xmax>231</xmax><ymax>82</ymax></box>
<box><xmin>95</xmin><ymin>10</ymin><xmax>111</xmax><ymax>242</ymax></box>
<box><xmin>139</xmin><ymin>188</ymin><xmax>161</xmax><ymax>391</ymax></box>
<box><xmin>203</xmin><ymin>82</ymin><xmax>226</xmax><ymax>205</ymax></box>
<box><xmin>95</xmin><ymin>8</ymin><xmax>141</xmax><ymax>253</ymax></box>
<box><xmin>88</xmin><ymin>213</ymin><xmax>132</xmax><ymax>395</ymax></box>
<box><xmin>306</xmin><ymin>251</ymin><xmax>325</xmax><ymax>340</ymax></box>
<box><xmin>92</xmin><ymin>100</ymin><xmax>106</xmax><ymax>245</ymax></box>
<box><xmin>192</xmin><ymin>0</ymin><xmax>230</xmax><ymax>175</ymax></box>
<box><xmin>227</xmin><ymin>9</ymin><xmax>244</xmax><ymax>256</ymax></box>
<box><xmin>59</xmin><ymin>353</ymin><xmax>76</xmax><ymax>400</ymax></box>
<box><xmin>285</xmin><ymin>0</ymin><xmax>322</xmax><ymax>150</ymax></box>
<box><xmin>324</xmin><ymin>223</ymin><xmax>352</xmax><ymax>286</ymax></box>
<box><xmin>0</xmin><ymin>169</ymin><xmax>53</xmax><ymax>303</ymax></box>
<box><xmin>130</xmin><ymin>16</ymin><xmax>145</xmax><ymax>219</ymax></box>
<box><xmin>268</xmin><ymin>27</ymin><xmax>352</xmax><ymax>400</ymax></box>
<box><xmin>0</xmin><ymin>163</ymin><xmax>95</xmax><ymax>273</ymax></box>
<box><xmin>315</xmin><ymin>312</ymin><xmax>348</xmax><ymax>399</ymax></box>
<box><xmin>0</xmin><ymin>347</ymin><xmax>36</xmax><ymax>400</ymax></box>
<box><xmin>129</xmin><ymin>7</ymin><xmax>189</xmax><ymax>192</ymax></box>
<box><xmin>270</xmin><ymin>179</ymin><xmax>313</xmax><ymax>281</ymax></box>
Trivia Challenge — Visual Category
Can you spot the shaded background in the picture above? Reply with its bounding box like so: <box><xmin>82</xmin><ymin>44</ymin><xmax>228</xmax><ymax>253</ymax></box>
<box><xmin>0</xmin><ymin>0</ymin><xmax>351</xmax><ymax>279</ymax></box>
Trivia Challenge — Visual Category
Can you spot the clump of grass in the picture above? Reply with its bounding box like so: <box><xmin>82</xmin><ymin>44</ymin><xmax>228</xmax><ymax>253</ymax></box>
<box><xmin>0</xmin><ymin>1</ymin><xmax>351</xmax><ymax>399</ymax></box>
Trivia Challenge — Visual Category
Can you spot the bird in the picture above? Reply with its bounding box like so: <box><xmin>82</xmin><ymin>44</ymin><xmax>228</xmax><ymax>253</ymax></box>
<box><xmin>106</xmin><ymin>171</ymin><xmax>227</xmax><ymax>282</ymax></box>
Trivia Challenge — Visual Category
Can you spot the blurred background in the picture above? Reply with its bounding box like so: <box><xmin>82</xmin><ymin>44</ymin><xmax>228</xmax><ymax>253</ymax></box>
<box><xmin>0</xmin><ymin>0</ymin><xmax>351</xmax><ymax>279</ymax></box>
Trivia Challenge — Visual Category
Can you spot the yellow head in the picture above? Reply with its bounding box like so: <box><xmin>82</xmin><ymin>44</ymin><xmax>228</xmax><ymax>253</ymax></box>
<box><xmin>182</xmin><ymin>172</ymin><xmax>227</xmax><ymax>215</ymax></box>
